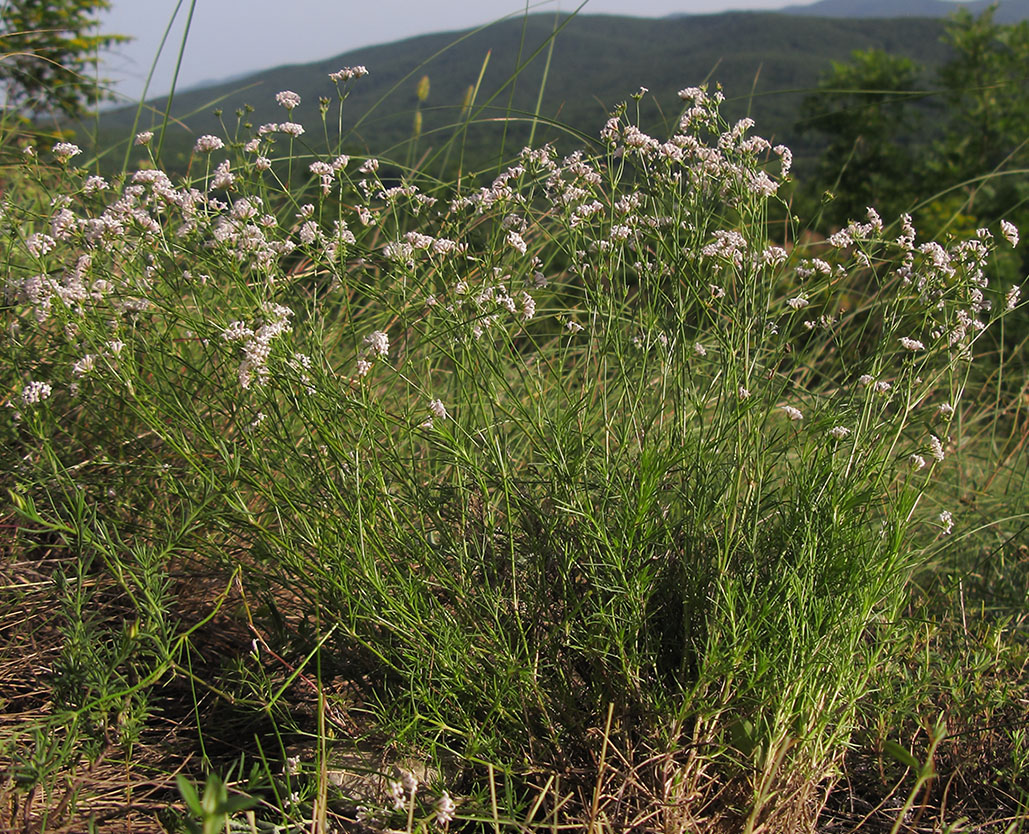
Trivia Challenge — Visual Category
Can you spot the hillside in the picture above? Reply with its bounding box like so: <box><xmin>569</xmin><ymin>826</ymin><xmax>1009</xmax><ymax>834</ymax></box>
<box><xmin>87</xmin><ymin>12</ymin><xmax>958</xmax><ymax>175</ymax></box>
<box><xmin>778</xmin><ymin>0</ymin><xmax>1029</xmax><ymax>22</ymax></box>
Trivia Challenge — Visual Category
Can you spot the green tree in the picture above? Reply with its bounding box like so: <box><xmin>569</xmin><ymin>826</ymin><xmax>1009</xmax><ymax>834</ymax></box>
<box><xmin>798</xmin><ymin>48</ymin><xmax>925</xmax><ymax>226</ymax></box>
<box><xmin>801</xmin><ymin>5</ymin><xmax>1029</xmax><ymax>238</ymax></box>
<box><xmin>0</xmin><ymin>0</ymin><xmax>126</xmax><ymax>120</ymax></box>
<box><xmin>932</xmin><ymin>5</ymin><xmax>1029</xmax><ymax>223</ymax></box>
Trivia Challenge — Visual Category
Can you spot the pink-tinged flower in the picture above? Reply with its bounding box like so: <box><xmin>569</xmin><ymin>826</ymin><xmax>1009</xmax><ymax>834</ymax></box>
<box><xmin>1006</xmin><ymin>285</ymin><xmax>1021</xmax><ymax>310</ymax></box>
<box><xmin>435</xmin><ymin>792</ymin><xmax>456</xmax><ymax>826</ymax></box>
<box><xmin>26</xmin><ymin>233</ymin><xmax>56</xmax><ymax>258</ymax></box>
<box><xmin>1000</xmin><ymin>220</ymin><xmax>1019</xmax><ymax>248</ymax></box>
<box><xmin>22</xmin><ymin>380</ymin><xmax>52</xmax><ymax>405</ymax></box>
<box><xmin>72</xmin><ymin>355</ymin><xmax>96</xmax><ymax>377</ymax></box>
<box><xmin>899</xmin><ymin>337</ymin><xmax>924</xmax><ymax>351</ymax></box>
<box><xmin>786</xmin><ymin>296</ymin><xmax>809</xmax><ymax>310</ymax></box>
<box><xmin>275</xmin><ymin>90</ymin><xmax>301</xmax><ymax>111</ymax></box>
<box><xmin>828</xmin><ymin>426</ymin><xmax>850</xmax><ymax>439</ymax></box>
<box><xmin>363</xmin><ymin>330</ymin><xmax>389</xmax><ymax>358</ymax></box>
<box><xmin>781</xmin><ymin>405</ymin><xmax>803</xmax><ymax>421</ymax></box>
<box><xmin>135</xmin><ymin>131</ymin><xmax>153</xmax><ymax>146</ymax></box>
<box><xmin>506</xmin><ymin>230</ymin><xmax>527</xmax><ymax>254</ymax></box>
<box><xmin>211</xmin><ymin>160</ymin><xmax>235</xmax><ymax>190</ymax></box>
<box><xmin>428</xmin><ymin>398</ymin><xmax>448</xmax><ymax>420</ymax></box>
<box><xmin>52</xmin><ymin>142</ymin><xmax>81</xmax><ymax>162</ymax></box>
<box><xmin>774</xmin><ymin>144</ymin><xmax>792</xmax><ymax>176</ymax></box>
<box><xmin>82</xmin><ymin>174</ymin><xmax>108</xmax><ymax>194</ymax></box>
<box><xmin>329</xmin><ymin>66</ymin><xmax>369</xmax><ymax>83</ymax></box>
<box><xmin>194</xmin><ymin>135</ymin><xmax>224</xmax><ymax>153</ymax></box>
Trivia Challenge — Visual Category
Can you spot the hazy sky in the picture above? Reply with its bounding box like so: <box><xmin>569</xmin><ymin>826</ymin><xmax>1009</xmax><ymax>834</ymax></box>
<box><xmin>99</xmin><ymin>0</ymin><xmax>824</xmax><ymax>102</ymax></box>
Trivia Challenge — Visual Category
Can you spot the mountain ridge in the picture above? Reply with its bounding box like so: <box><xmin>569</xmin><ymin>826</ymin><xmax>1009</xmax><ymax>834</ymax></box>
<box><xmin>776</xmin><ymin>0</ymin><xmax>1029</xmax><ymax>22</ymax></box>
<box><xmin>89</xmin><ymin>11</ymin><xmax>962</xmax><ymax>173</ymax></box>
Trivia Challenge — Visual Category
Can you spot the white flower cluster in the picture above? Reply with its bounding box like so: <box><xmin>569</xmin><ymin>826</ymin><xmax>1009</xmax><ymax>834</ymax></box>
<box><xmin>329</xmin><ymin>66</ymin><xmax>368</xmax><ymax>83</ymax></box>
<box><xmin>52</xmin><ymin>142</ymin><xmax>81</xmax><ymax>162</ymax></box>
<box><xmin>275</xmin><ymin>90</ymin><xmax>301</xmax><ymax>111</ymax></box>
<box><xmin>21</xmin><ymin>380</ymin><xmax>52</xmax><ymax>405</ymax></box>
<box><xmin>194</xmin><ymin>135</ymin><xmax>224</xmax><ymax>154</ymax></box>
<box><xmin>221</xmin><ymin>303</ymin><xmax>294</xmax><ymax>389</ymax></box>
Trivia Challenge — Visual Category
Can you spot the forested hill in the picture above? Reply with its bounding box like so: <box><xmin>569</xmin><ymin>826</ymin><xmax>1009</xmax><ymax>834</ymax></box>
<box><xmin>92</xmin><ymin>12</ymin><xmax>959</xmax><ymax>173</ymax></box>
<box><xmin>776</xmin><ymin>0</ymin><xmax>1029</xmax><ymax>22</ymax></box>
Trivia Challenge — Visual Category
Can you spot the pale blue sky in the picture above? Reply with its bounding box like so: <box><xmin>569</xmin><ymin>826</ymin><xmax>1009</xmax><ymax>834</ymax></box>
<box><xmin>100</xmin><ymin>0</ymin><xmax>823</xmax><ymax>102</ymax></box>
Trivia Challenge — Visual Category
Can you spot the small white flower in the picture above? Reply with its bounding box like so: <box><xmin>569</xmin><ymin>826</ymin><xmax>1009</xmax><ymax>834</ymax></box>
<box><xmin>506</xmin><ymin>230</ymin><xmax>527</xmax><ymax>254</ymax></box>
<box><xmin>389</xmin><ymin>780</ymin><xmax>406</xmax><ymax>810</ymax></box>
<box><xmin>134</xmin><ymin>131</ymin><xmax>153</xmax><ymax>146</ymax></box>
<box><xmin>435</xmin><ymin>791</ymin><xmax>456</xmax><ymax>826</ymax></box>
<box><xmin>858</xmin><ymin>374</ymin><xmax>875</xmax><ymax>387</ymax></box>
<box><xmin>401</xmin><ymin>769</ymin><xmax>419</xmax><ymax>796</ymax></box>
<box><xmin>83</xmin><ymin>174</ymin><xmax>108</xmax><ymax>194</ymax></box>
<box><xmin>937</xmin><ymin>403</ymin><xmax>954</xmax><ymax>417</ymax></box>
<box><xmin>428</xmin><ymin>398</ymin><xmax>448</xmax><ymax>420</ymax></box>
<box><xmin>899</xmin><ymin>337</ymin><xmax>924</xmax><ymax>351</ymax></box>
<box><xmin>275</xmin><ymin>90</ymin><xmax>301</xmax><ymax>111</ymax></box>
<box><xmin>781</xmin><ymin>405</ymin><xmax>803</xmax><ymax>421</ymax></box>
<box><xmin>359</xmin><ymin>158</ymin><xmax>379</xmax><ymax>174</ymax></box>
<box><xmin>22</xmin><ymin>380</ymin><xmax>52</xmax><ymax>405</ymax></box>
<box><xmin>356</xmin><ymin>358</ymin><xmax>373</xmax><ymax>377</ymax></box>
<box><xmin>566</xmin><ymin>321</ymin><xmax>584</xmax><ymax>333</ymax></box>
<box><xmin>693</xmin><ymin>342</ymin><xmax>707</xmax><ymax>357</ymax></box>
<box><xmin>1000</xmin><ymin>220</ymin><xmax>1019</xmax><ymax>248</ymax></box>
<box><xmin>828</xmin><ymin>425</ymin><xmax>850</xmax><ymax>440</ymax></box>
<box><xmin>874</xmin><ymin>380</ymin><xmax>892</xmax><ymax>395</ymax></box>
<box><xmin>1006</xmin><ymin>285</ymin><xmax>1021</xmax><ymax>310</ymax></box>
<box><xmin>738</xmin><ymin>386</ymin><xmax>751</xmax><ymax>400</ymax></box>
<box><xmin>211</xmin><ymin>159</ymin><xmax>235</xmax><ymax>189</ymax></box>
<box><xmin>709</xmin><ymin>284</ymin><xmax>725</xmax><ymax>299</ymax></box>
<box><xmin>329</xmin><ymin>66</ymin><xmax>369</xmax><ymax>82</ymax></box>
<box><xmin>928</xmin><ymin>434</ymin><xmax>945</xmax><ymax>462</ymax></box>
<box><xmin>520</xmin><ymin>291</ymin><xmax>536</xmax><ymax>321</ymax></box>
<box><xmin>786</xmin><ymin>296</ymin><xmax>809</xmax><ymax>310</ymax></box>
<box><xmin>363</xmin><ymin>330</ymin><xmax>389</xmax><ymax>358</ymax></box>
<box><xmin>193</xmin><ymin>135</ymin><xmax>224</xmax><ymax>153</ymax></box>
<box><xmin>910</xmin><ymin>454</ymin><xmax>926</xmax><ymax>471</ymax></box>
<box><xmin>52</xmin><ymin>142</ymin><xmax>81</xmax><ymax>162</ymax></box>
<box><xmin>72</xmin><ymin>355</ymin><xmax>96</xmax><ymax>377</ymax></box>
<box><xmin>938</xmin><ymin>510</ymin><xmax>954</xmax><ymax>535</ymax></box>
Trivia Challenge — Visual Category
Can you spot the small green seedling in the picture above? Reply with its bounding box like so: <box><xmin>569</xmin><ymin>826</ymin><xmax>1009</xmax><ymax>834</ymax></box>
<box><xmin>176</xmin><ymin>772</ymin><xmax>257</xmax><ymax>834</ymax></box>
